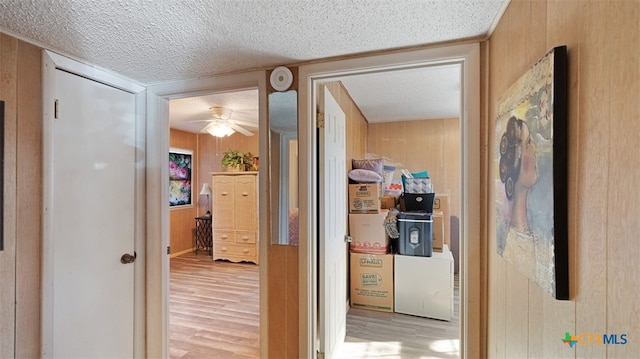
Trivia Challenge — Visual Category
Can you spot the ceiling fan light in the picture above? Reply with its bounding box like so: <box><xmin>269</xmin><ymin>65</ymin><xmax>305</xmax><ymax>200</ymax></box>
<box><xmin>206</xmin><ymin>122</ymin><xmax>235</xmax><ymax>137</ymax></box>
<box><xmin>209</xmin><ymin>106</ymin><xmax>233</xmax><ymax>121</ymax></box>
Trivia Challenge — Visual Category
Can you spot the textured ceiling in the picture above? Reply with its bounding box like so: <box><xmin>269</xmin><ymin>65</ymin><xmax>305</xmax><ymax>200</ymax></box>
<box><xmin>0</xmin><ymin>0</ymin><xmax>508</xmax><ymax>129</ymax></box>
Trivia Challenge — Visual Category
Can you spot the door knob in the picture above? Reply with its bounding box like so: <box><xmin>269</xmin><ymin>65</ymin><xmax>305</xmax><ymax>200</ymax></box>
<box><xmin>121</xmin><ymin>252</ymin><xmax>136</xmax><ymax>264</ymax></box>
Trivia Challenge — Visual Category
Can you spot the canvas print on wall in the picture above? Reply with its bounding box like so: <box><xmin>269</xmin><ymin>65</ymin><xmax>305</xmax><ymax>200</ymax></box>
<box><xmin>169</xmin><ymin>148</ymin><xmax>193</xmax><ymax>206</ymax></box>
<box><xmin>495</xmin><ymin>46</ymin><xmax>568</xmax><ymax>300</ymax></box>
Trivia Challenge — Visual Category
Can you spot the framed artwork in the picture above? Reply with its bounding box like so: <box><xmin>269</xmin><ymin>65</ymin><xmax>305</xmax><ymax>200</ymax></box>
<box><xmin>169</xmin><ymin>148</ymin><xmax>193</xmax><ymax>207</ymax></box>
<box><xmin>495</xmin><ymin>46</ymin><xmax>568</xmax><ymax>300</ymax></box>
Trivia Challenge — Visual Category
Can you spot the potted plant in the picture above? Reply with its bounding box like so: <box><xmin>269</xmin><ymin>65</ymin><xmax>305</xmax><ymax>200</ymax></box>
<box><xmin>221</xmin><ymin>149</ymin><xmax>253</xmax><ymax>171</ymax></box>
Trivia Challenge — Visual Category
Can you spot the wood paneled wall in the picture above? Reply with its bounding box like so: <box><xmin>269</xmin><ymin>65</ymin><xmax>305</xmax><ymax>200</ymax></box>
<box><xmin>266</xmin><ymin>80</ymin><xmax>368</xmax><ymax>358</ymax></box>
<box><xmin>169</xmin><ymin>129</ymin><xmax>259</xmax><ymax>255</ymax></box>
<box><xmin>367</xmin><ymin>118</ymin><xmax>461</xmax><ymax>218</ymax></box>
<box><xmin>325</xmin><ymin>81</ymin><xmax>368</xmax><ymax>163</ymax></box>
<box><xmin>169</xmin><ymin>129</ymin><xmax>199</xmax><ymax>255</ymax></box>
<box><xmin>486</xmin><ymin>1</ymin><xmax>639</xmax><ymax>358</ymax></box>
<box><xmin>0</xmin><ymin>34</ymin><xmax>42</xmax><ymax>358</ymax></box>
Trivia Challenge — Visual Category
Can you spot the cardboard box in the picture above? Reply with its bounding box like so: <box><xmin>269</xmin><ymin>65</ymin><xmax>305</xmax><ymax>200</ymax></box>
<box><xmin>349</xmin><ymin>183</ymin><xmax>382</xmax><ymax>213</ymax></box>
<box><xmin>433</xmin><ymin>194</ymin><xmax>448</xmax><ymax>211</ymax></box>
<box><xmin>349</xmin><ymin>210</ymin><xmax>390</xmax><ymax>254</ymax></box>
<box><xmin>432</xmin><ymin>211</ymin><xmax>445</xmax><ymax>252</ymax></box>
<box><xmin>350</xmin><ymin>252</ymin><xmax>394</xmax><ymax>312</ymax></box>
<box><xmin>380</xmin><ymin>195</ymin><xmax>396</xmax><ymax>210</ymax></box>
<box><xmin>434</xmin><ymin>194</ymin><xmax>450</xmax><ymax>247</ymax></box>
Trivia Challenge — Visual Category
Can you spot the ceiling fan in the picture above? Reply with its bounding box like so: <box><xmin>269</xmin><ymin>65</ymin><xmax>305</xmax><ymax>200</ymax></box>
<box><xmin>187</xmin><ymin>106</ymin><xmax>257</xmax><ymax>137</ymax></box>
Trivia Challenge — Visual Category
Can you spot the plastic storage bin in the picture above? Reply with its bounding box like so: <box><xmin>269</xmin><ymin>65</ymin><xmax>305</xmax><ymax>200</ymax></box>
<box><xmin>397</xmin><ymin>211</ymin><xmax>433</xmax><ymax>257</ymax></box>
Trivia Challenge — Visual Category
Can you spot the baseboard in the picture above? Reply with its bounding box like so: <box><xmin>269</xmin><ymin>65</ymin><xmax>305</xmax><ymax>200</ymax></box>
<box><xmin>170</xmin><ymin>247</ymin><xmax>195</xmax><ymax>258</ymax></box>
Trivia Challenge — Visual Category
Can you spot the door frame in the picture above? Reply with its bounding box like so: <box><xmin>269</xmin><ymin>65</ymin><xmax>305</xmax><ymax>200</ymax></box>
<box><xmin>145</xmin><ymin>71</ymin><xmax>269</xmax><ymax>358</ymax></box>
<box><xmin>41</xmin><ymin>50</ymin><xmax>146</xmax><ymax>357</ymax></box>
<box><xmin>297</xmin><ymin>43</ymin><xmax>482</xmax><ymax>358</ymax></box>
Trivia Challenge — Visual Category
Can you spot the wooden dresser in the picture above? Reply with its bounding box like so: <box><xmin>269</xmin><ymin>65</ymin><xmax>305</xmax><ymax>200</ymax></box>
<box><xmin>211</xmin><ymin>172</ymin><xmax>258</xmax><ymax>264</ymax></box>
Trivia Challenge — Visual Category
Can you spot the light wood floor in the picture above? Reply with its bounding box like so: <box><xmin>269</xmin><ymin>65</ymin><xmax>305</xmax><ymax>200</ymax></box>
<box><xmin>169</xmin><ymin>252</ymin><xmax>260</xmax><ymax>359</ymax></box>
<box><xmin>169</xmin><ymin>252</ymin><xmax>459</xmax><ymax>359</ymax></box>
<box><xmin>342</xmin><ymin>274</ymin><xmax>460</xmax><ymax>358</ymax></box>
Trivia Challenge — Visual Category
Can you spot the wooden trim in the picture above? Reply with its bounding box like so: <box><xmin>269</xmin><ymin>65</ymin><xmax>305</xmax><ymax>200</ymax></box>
<box><xmin>0</xmin><ymin>33</ymin><xmax>18</xmax><ymax>359</ymax></box>
<box><xmin>145</xmin><ymin>70</ymin><xmax>270</xmax><ymax>358</ymax></box>
<box><xmin>298</xmin><ymin>42</ymin><xmax>482</xmax><ymax>359</ymax></box>
<box><xmin>41</xmin><ymin>50</ymin><xmax>146</xmax><ymax>358</ymax></box>
<box><xmin>170</xmin><ymin>247</ymin><xmax>195</xmax><ymax>258</ymax></box>
<box><xmin>44</xmin><ymin>51</ymin><xmax>144</xmax><ymax>93</ymax></box>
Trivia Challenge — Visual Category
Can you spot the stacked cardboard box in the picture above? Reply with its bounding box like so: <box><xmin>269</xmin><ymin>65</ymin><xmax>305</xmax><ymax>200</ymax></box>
<box><xmin>433</xmin><ymin>194</ymin><xmax>450</xmax><ymax>251</ymax></box>
<box><xmin>432</xmin><ymin>211</ymin><xmax>445</xmax><ymax>253</ymax></box>
<box><xmin>349</xmin><ymin>210</ymin><xmax>390</xmax><ymax>254</ymax></box>
<box><xmin>348</xmin><ymin>183</ymin><xmax>382</xmax><ymax>213</ymax></box>
<box><xmin>350</xmin><ymin>252</ymin><xmax>394</xmax><ymax>312</ymax></box>
<box><xmin>348</xmin><ymin>178</ymin><xmax>394</xmax><ymax>312</ymax></box>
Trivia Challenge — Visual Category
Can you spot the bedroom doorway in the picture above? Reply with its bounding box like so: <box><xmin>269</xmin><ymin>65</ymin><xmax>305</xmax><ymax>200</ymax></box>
<box><xmin>167</xmin><ymin>87</ymin><xmax>263</xmax><ymax>358</ymax></box>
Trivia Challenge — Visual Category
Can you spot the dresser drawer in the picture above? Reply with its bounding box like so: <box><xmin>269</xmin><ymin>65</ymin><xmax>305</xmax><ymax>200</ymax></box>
<box><xmin>214</xmin><ymin>243</ymin><xmax>257</xmax><ymax>258</ymax></box>
<box><xmin>235</xmin><ymin>231</ymin><xmax>257</xmax><ymax>244</ymax></box>
<box><xmin>214</xmin><ymin>231</ymin><xmax>234</xmax><ymax>243</ymax></box>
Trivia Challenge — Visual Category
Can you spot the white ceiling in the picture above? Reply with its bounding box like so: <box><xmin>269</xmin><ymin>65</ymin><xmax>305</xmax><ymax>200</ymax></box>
<box><xmin>0</xmin><ymin>0</ymin><xmax>509</xmax><ymax>131</ymax></box>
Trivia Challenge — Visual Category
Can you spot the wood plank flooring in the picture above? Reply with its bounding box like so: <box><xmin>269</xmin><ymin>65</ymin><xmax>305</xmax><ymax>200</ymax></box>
<box><xmin>342</xmin><ymin>274</ymin><xmax>460</xmax><ymax>358</ymax></box>
<box><xmin>169</xmin><ymin>252</ymin><xmax>459</xmax><ymax>359</ymax></box>
<box><xmin>170</xmin><ymin>252</ymin><xmax>260</xmax><ymax>359</ymax></box>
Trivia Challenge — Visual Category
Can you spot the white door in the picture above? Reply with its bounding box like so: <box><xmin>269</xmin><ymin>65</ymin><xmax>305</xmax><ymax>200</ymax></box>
<box><xmin>318</xmin><ymin>85</ymin><xmax>347</xmax><ymax>359</ymax></box>
<box><xmin>48</xmin><ymin>69</ymin><xmax>137</xmax><ymax>358</ymax></box>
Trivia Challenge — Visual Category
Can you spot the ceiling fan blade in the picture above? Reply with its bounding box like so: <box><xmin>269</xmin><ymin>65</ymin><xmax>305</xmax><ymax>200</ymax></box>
<box><xmin>183</xmin><ymin>119</ymin><xmax>214</xmax><ymax>123</ymax></box>
<box><xmin>199</xmin><ymin>122</ymin><xmax>216</xmax><ymax>133</ymax></box>
<box><xmin>230</xmin><ymin>119</ymin><xmax>259</xmax><ymax>128</ymax></box>
<box><xmin>228</xmin><ymin>124</ymin><xmax>254</xmax><ymax>136</ymax></box>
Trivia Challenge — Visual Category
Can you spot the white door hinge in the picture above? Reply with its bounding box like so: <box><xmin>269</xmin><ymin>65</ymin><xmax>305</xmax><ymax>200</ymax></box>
<box><xmin>344</xmin><ymin>235</ymin><xmax>352</xmax><ymax>243</ymax></box>
<box><xmin>317</xmin><ymin>112</ymin><xmax>325</xmax><ymax>128</ymax></box>
<box><xmin>317</xmin><ymin>350</ymin><xmax>325</xmax><ymax>359</ymax></box>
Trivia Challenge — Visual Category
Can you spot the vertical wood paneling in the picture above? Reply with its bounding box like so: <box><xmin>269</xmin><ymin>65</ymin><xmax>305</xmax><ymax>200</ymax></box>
<box><xmin>0</xmin><ymin>33</ymin><xmax>42</xmax><ymax>358</ymax></box>
<box><xmin>504</xmin><ymin>269</ymin><xmax>529</xmax><ymax>359</ymax></box>
<box><xmin>267</xmin><ymin>246</ymin><xmax>287</xmax><ymax>358</ymax></box>
<box><xmin>266</xmin><ymin>244</ymin><xmax>298</xmax><ymax>358</ymax></box>
<box><xmin>527</xmin><ymin>286</ymin><xmax>544</xmax><ymax>358</ymax></box>
<box><xmin>541</xmin><ymin>295</ymin><xmax>575</xmax><ymax>358</ymax></box>
<box><xmin>543</xmin><ymin>1</ymin><xmax>580</xmax><ymax>359</ymax></box>
<box><xmin>525</xmin><ymin>2</ymin><xmax>549</xmax><ymax>358</ymax></box>
<box><xmin>325</xmin><ymin>82</ymin><xmax>367</xmax><ymax>162</ymax></box>
<box><xmin>169</xmin><ymin>129</ymin><xmax>198</xmax><ymax>254</ymax></box>
<box><xmin>486</xmin><ymin>11</ymin><xmax>508</xmax><ymax>358</ymax></box>
<box><xmin>487</xmin><ymin>0</ymin><xmax>640</xmax><ymax>358</ymax></box>
<box><xmin>479</xmin><ymin>40</ymin><xmax>489</xmax><ymax>357</ymax></box>
<box><xmin>607</xmin><ymin>1</ymin><xmax>640</xmax><ymax>357</ymax></box>
<box><xmin>168</xmin><ymin>129</ymin><xmax>260</xmax><ymax>253</ymax></box>
<box><xmin>0</xmin><ymin>32</ymin><xmax>18</xmax><ymax>359</ymax></box>
<box><xmin>285</xmin><ymin>245</ymin><xmax>299</xmax><ymax>357</ymax></box>
<box><xmin>574</xmin><ymin>1</ymin><xmax>609</xmax><ymax>358</ymax></box>
<box><xmin>15</xmin><ymin>40</ymin><xmax>42</xmax><ymax>358</ymax></box>
<box><xmin>367</xmin><ymin>119</ymin><xmax>461</xmax><ymax>217</ymax></box>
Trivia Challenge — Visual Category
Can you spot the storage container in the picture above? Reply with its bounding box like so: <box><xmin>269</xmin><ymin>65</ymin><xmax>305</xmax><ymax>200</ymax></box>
<box><xmin>399</xmin><ymin>192</ymin><xmax>435</xmax><ymax>212</ymax></box>
<box><xmin>397</xmin><ymin>211</ymin><xmax>433</xmax><ymax>257</ymax></box>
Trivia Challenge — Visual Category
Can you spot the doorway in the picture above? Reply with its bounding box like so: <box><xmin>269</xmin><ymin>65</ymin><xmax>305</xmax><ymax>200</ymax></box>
<box><xmin>41</xmin><ymin>51</ymin><xmax>146</xmax><ymax>358</ymax></box>
<box><xmin>167</xmin><ymin>88</ymin><xmax>262</xmax><ymax>357</ymax></box>
<box><xmin>298</xmin><ymin>43</ymin><xmax>481</xmax><ymax>358</ymax></box>
<box><xmin>145</xmin><ymin>70</ymin><xmax>268</xmax><ymax>358</ymax></box>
